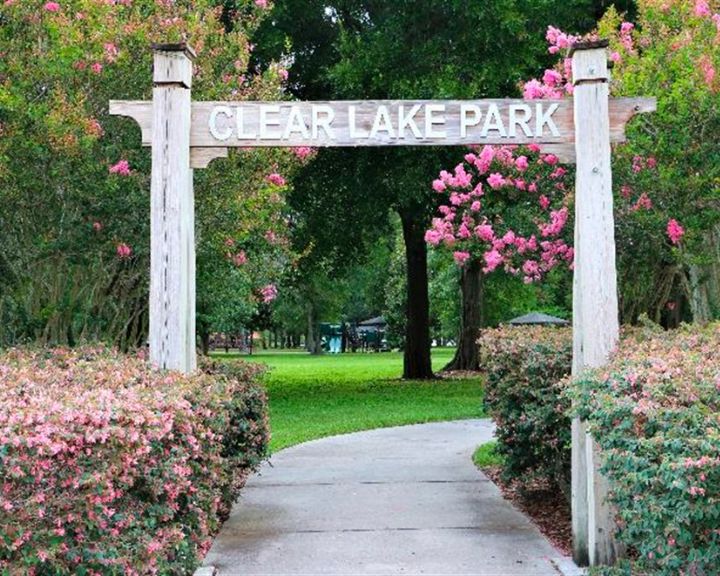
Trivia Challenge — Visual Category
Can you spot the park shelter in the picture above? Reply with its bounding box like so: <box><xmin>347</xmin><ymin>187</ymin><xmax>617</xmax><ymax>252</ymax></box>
<box><xmin>358</xmin><ymin>316</ymin><xmax>387</xmax><ymax>329</ymax></box>
<box><xmin>507</xmin><ymin>312</ymin><xmax>569</xmax><ymax>326</ymax></box>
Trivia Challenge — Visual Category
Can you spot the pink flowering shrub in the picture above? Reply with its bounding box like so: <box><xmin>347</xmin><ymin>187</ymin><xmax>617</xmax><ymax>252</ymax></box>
<box><xmin>478</xmin><ymin>325</ymin><xmax>572</xmax><ymax>493</ymax></box>
<box><xmin>572</xmin><ymin>323</ymin><xmax>720</xmax><ymax>574</ymax></box>
<box><xmin>426</xmin><ymin>145</ymin><xmax>574</xmax><ymax>283</ymax></box>
<box><xmin>0</xmin><ymin>347</ymin><xmax>269</xmax><ymax>574</ymax></box>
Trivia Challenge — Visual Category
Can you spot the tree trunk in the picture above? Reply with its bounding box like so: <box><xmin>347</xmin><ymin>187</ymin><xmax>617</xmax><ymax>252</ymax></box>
<box><xmin>687</xmin><ymin>264</ymin><xmax>712</xmax><ymax>324</ymax></box>
<box><xmin>197</xmin><ymin>319</ymin><xmax>211</xmax><ymax>356</ymax></box>
<box><xmin>445</xmin><ymin>258</ymin><xmax>483</xmax><ymax>371</ymax></box>
<box><xmin>306</xmin><ymin>302</ymin><xmax>323</xmax><ymax>354</ymax></box>
<box><xmin>200</xmin><ymin>331</ymin><xmax>210</xmax><ymax>356</ymax></box>
<box><xmin>400</xmin><ymin>210</ymin><xmax>434</xmax><ymax>379</ymax></box>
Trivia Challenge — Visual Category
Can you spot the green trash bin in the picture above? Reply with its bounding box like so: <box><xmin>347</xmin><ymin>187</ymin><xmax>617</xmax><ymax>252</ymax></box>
<box><xmin>320</xmin><ymin>323</ymin><xmax>342</xmax><ymax>353</ymax></box>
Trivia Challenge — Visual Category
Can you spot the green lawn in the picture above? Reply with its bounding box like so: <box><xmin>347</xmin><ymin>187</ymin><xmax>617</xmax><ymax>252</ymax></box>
<box><xmin>472</xmin><ymin>441</ymin><xmax>503</xmax><ymax>469</ymax></box>
<box><xmin>214</xmin><ymin>348</ymin><xmax>485</xmax><ymax>451</ymax></box>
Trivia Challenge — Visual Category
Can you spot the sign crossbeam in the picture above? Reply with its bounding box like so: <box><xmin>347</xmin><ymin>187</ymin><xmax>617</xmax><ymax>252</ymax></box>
<box><xmin>110</xmin><ymin>97</ymin><xmax>655</xmax><ymax>163</ymax></box>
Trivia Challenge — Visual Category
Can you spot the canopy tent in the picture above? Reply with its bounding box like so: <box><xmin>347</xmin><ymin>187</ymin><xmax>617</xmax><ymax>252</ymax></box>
<box><xmin>358</xmin><ymin>316</ymin><xmax>387</xmax><ymax>328</ymax></box>
<box><xmin>507</xmin><ymin>312</ymin><xmax>569</xmax><ymax>326</ymax></box>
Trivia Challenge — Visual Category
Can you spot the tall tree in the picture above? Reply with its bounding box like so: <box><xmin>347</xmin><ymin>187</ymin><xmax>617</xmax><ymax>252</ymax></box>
<box><xmin>253</xmin><ymin>0</ymin><xmax>624</xmax><ymax>377</ymax></box>
<box><xmin>0</xmin><ymin>0</ymin><xmax>295</xmax><ymax>349</ymax></box>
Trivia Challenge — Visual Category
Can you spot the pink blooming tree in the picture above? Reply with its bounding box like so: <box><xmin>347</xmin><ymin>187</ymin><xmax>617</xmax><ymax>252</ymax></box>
<box><xmin>0</xmin><ymin>0</ymin><xmax>301</xmax><ymax>351</ymax></box>
<box><xmin>426</xmin><ymin>144</ymin><xmax>573</xmax><ymax>370</ymax></box>
<box><xmin>596</xmin><ymin>1</ymin><xmax>720</xmax><ymax>324</ymax></box>
<box><xmin>520</xmin><ymin>9</ymin><xmax>714</xmax><ymax>326</ymax></box>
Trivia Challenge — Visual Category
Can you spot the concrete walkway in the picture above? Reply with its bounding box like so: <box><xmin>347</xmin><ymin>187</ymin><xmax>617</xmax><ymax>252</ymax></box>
<box><xmin>200</xmin><ymin>420</ymin><xmax>581</xmax><ymax>576</ymax></box>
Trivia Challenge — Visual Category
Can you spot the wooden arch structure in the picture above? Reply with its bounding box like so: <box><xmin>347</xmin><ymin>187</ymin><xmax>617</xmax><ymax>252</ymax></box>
<box><xmin>110</xmin><ymin>41</ymin><xmax>655</xmax><ymax>567</ymax></box>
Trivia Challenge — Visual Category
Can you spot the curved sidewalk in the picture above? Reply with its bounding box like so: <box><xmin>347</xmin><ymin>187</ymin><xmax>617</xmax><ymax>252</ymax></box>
<box><xmin>200</xmin><ymin>420</ymin><xmax>581</xmax><ymax>576</ymax></box>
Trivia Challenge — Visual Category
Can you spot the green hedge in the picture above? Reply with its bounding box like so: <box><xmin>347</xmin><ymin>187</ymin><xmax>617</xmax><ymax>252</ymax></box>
<box><xmin>0</xmin><ymin>347</ymin><xmax>269</xmax><ymax>574</ymax></box>
<box><xmin>573</xmin><ymin>323</ymin><xmax>720</xmax><ymax>575</ymax></box>
<box><xmin>479</xmin><ymin>325</ymin><xmax>572</xmax><ymax>493</ymax></box>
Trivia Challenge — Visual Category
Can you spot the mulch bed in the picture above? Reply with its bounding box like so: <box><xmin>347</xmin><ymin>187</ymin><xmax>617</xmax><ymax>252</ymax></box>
<box><xmin>436</xmin><ymin>369</ymin><xmax>482</xmax><ymax>379</ymax></box>
<box><xmin>482</xmin><ymin>465</ymin><xmax>573</xmax><ymax>557</ymax></box>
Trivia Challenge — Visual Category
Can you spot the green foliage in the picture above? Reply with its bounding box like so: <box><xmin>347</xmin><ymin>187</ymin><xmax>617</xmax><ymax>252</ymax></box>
<box><xmin>478</xmin><ymin>325</ymin><xmax>572</xmax><ymax>492</ymax></box>
<box><xmin>383</xmin><ymin>225</ymin><xmax>408</xmax><ymax>348</ymax></box>
<box><xmin>429</xmin><ymin>249</ymin><xmax>461</xmax><ymax>342</ymax></box>
<box><xmin>216</xmin><ymin>348</ymin><xmax>484</xmax><ymax>450</ymax></box>
<box><xmin>588</xmin><ymin>561</ymin><xmax>636</xmax><ymax>576</ymax></box>
<box><xmin>0</xmin><ymin>1</ymin><xmax>297</xmax><ymax>349</ymax></box>
<box><xmin>0</xmin><ymin>346</ymin><xmax>268</xmax><ymax>574</ymax></box>
<box><xmin>483</xmin><ymin>270</ymin><xmax>571</xmax><ymax>327</ymax></box>
<box><xmin>571</xmin><ymin>323</ymin><xmax>720</xmax><ymax>575</ymax></box>
<box><xmin>252</xmin><ymin>0</ymin><xmax>609</xmax><ymax>370</ymax></box>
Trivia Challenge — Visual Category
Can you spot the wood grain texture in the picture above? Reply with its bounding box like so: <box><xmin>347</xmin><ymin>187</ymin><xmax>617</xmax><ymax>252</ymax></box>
<box><xmin>149</xmin><ymin>81</ymin><xmax>196</xmax><ymax>374</ymax></box>
<box><xmin>194</xmin><ymin>99</ymin><xmax>570</xmax><ymax>147</ymax></box>
<box><xmin>190</xmin><ymin>148</ymin><xmax>228</xmax><ymax>169</ymax></box>
<box><xmin>109</xmin><ymin>101</ymin><xmax>152</xmax><ymax>144</ymax></box>
<box><xmin>153</xmin><ymin>49</ymin><xmax>193</xmax><ymax>88</ymax></box>
<box><xmin>572</xmin><ymin>49</ymin><xmax>609</xmax><ymax>83</ymax></box>
<box><xmin>108</xmin><ymin>98</ymin><xmax>656</xmax><ymax>165</ymax></box>
<box><xmin>571</xmin><ymin>46</ymin><xmax>623</xmax><ymax>568</ymax></box>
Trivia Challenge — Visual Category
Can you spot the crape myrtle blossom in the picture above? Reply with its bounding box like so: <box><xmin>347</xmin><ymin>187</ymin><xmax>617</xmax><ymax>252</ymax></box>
<box><xmin>0</xmin><ymin>346</ymin><xmax>269</xmax><ymax>573</ymax></box>
<box><xmin>667</xmin><ymin>219</ymin><xmax>685</xmax><ymax>245</ymax></box>
<box><xmin>109</xmin><ymin>159</ymin><xmax>131</xmax><ymax>176</ymax></box>
<box><xmin>522</xmin><ymin>22</ymin><xmax>696</xmax><ymax>278</ymax></box>
<box><xmin>426</xmin><ymin>144</ymin><xmax>573</xmax><ymax>284</ymax></box>
<box><xmin>260</xmin><ymin>283</ymin><xmax>278</xmax><ymax>303</ymax></box>
<box><xmin>116</xmin><ymin>243</ymin><xmax>132</xmax><ymax>259</ymax></box>
<box><xmin>266</xmin><ymin>172</ymin><xmax>286</xmax><ymax>187</ymax></box>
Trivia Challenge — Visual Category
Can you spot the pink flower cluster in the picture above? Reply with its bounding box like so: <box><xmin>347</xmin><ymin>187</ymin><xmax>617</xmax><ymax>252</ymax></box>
<box><xmin>0</xmin><ymin>347</ymin><xmax>269</xmax><ymax>574</ymax></box>
<box><xmin>700</xmin><ymin>55</ymin><xmax>716</xmax><ymax>89</ymax></box>
<box><xmin>695</xmin><ymin>0</ymin><xmax>712</xmax><ymax>17</ymax></box>
<box><xmin>260</xmin><ymin>283</ymin><xmax>278</xmax><ymax>303</ymax></box>
<box><xmin>266</xmin><ymin>172</ymin><xmax>286</xmax><ymax>187</ymax></box>
<box><xmin>232</xmin><ymin>250</ymin><xmax>247</xmax><ymax>266</ymax></box>
<box><xmin>521</xmin><ymin>30</ymin><xmax>578</xmax><ymax>99</ymax></box>
<box><xmin>116</xmin><ymin>242</ymin><xmax>132</xmax><ymax>259</ymax></box>
<box><xmin>546</xmin><ymin>26</ymin><xmax>579</xmax><ymax>54</ymax></box>
<box><xmin>667</xmin><ymin>219</ymin><xmax>685</xmax><ymax>244</ymax></box>
<box><xmin>292</xmin><ymin>146</ymin><xmax>316</xmax><ymax>161</ymax></box>
<box><xmin>426</xmin><ymin>145</ymin><xmax>573</xmax><ymax>283</ymax></box>
<box><xmin>108</xmin><ymin>159</ymin><xmax>131</xmax><ymax>176</ymax></box>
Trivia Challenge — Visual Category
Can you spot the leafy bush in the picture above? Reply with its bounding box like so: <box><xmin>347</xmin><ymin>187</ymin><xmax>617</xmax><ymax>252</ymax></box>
<box><xmin>479</xmin><ymin>325</ymin><xmax>572</xmax><ymax>493</ymax></box>
<box><xmin>573</xmin><ymin>323</ymin><xmax>720</xmax><ymax>575</ymax></box>
<box><xmin>0</xmin><ymin>347</ymin><xmax>269</xmax><ymax>574</ymax></box>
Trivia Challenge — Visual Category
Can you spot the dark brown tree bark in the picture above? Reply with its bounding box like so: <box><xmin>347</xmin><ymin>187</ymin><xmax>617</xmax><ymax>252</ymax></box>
<box><xmin>400</xmin><ymin>210</ymin><xmax>434</xmax><ymax>380</ymax></box>
<box><xmin>445</xmin><ymin>258</ymin><xmax>484</xmax><ymax>372</ymax></box>
<box><xmin>200</xmin><ymin>331</ymin><xmax>210</xmax><ymax>356</ymax></box>
<box><xmin>306</xmin><ymin>302</ymin><xmax>323</xmax><ymax>354</ymax></box>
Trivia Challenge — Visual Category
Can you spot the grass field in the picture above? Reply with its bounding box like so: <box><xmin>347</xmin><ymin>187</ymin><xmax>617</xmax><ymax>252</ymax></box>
<box><xmin>472</xmin><ymin>441</ymin><xmax>503</xmax><ymax>469</ymax></box>
<box><xmin>215</xmin><ymin>348</ymin><xmax>485</xmax><ymax>451</ymax></box>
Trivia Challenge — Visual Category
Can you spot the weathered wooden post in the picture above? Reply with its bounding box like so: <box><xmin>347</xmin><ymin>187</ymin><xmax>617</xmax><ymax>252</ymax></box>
<box><xmin>570</xmin><ymin>40</ymin><xmax>622</xmax><ymax>566</ymax></box>
<box><xmin>149</xmin><ymin>44</ymin><xmax>196</xmax><ymax>374</ymax></box>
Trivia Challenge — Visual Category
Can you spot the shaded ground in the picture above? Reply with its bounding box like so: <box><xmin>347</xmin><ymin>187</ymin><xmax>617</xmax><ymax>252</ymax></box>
<box><xmin>201</xmin><ymin>420</ymin><xmax>581</xmax><ymax>576</ymax></box>
<box><xmin>482</xmin><ymin>466</ymin><xmax>573</xmax><ymax>557</ymax></box>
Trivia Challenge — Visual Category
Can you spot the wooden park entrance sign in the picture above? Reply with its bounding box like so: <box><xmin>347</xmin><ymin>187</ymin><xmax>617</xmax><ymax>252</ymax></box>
<box><xmin>110</xmin><ymin>42</ymin><xmax>654</xmax><ymax>567</ymax></box>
